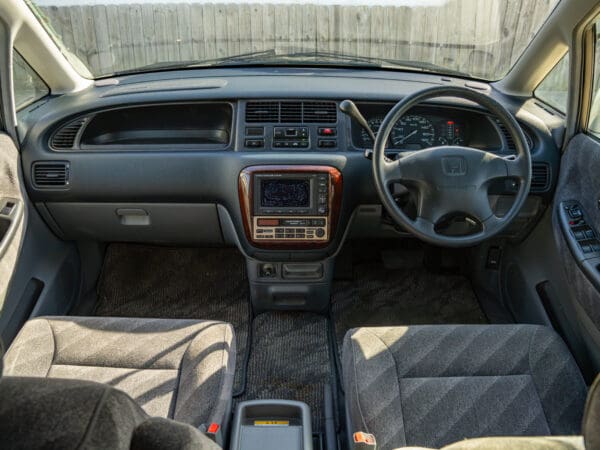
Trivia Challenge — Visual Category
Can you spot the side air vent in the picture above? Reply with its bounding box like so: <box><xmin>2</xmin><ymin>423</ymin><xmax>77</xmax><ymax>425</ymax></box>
<box><xmin>32</xmin><ymin>162</ymin><xmax>70</xmax><ymax>188</ymax></box>
<box><xmin>50</xmin><ymin>118</ymin><xmax>87</xmax><ymax>149</ymax></box>
<box><xmin>302</xmin><ymin>101</ymin><xmax>337</xmax><ymax>123</ymax></box>
<box><xmin>246</xmin><ymin>102</ymin><xmax>279</xmax><ymax>122</ymax></box>
<box><xmin>494</xmin><ymin>118</ymin><xmax>533</xmax><ymax>152</ymax></box>
<box><xmin>531</xmin><ymin>162</ymin><xmax>551</xmax><ymax>192</ymax></box>
<box><xmin>245</xmin><ymin>101</ymin><xmax>337</xmax><ymax>123</ymax></box>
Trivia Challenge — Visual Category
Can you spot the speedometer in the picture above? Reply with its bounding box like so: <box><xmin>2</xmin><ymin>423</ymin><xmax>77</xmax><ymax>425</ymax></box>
<box><xmin>361</xmin><ymin>117</ymin><xmax>384</xmax><ymax>145</ymax></box>
<box><xmin>391</xmin><ymin>115</ymin><xmax>436</xmax><ymax>149</ymax></box>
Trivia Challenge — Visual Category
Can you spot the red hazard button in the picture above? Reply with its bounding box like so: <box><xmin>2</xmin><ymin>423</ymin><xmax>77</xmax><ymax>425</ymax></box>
<box><xmin>318</xmin><ymin>127</ymin><xmax>336</xmax><ymax>136</ymax></box>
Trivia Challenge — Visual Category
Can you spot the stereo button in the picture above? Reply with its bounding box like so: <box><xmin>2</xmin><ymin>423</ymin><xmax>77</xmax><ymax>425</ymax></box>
<box><xmin>316</xmin><ymin>228</ymin><xmax>325</xmax><ymax>238</ymax></box>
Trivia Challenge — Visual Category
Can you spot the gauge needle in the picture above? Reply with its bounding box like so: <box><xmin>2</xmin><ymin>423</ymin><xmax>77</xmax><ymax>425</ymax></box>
<box><xmin>398</xmin><ymin>130</ymin><xmax>418</xmax><ymax>143</ymax></box>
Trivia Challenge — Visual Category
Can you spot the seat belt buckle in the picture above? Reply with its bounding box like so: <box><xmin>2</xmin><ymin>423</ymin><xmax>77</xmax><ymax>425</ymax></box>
<box><xmin>353</xmin><ymin>431</ymin><xmax>377</xmax><ymax>449</ymax></box>
<box><xmin>205</xmin><ymin>422</ymin><xmax>223</xmax><ymax>446</ymax></box>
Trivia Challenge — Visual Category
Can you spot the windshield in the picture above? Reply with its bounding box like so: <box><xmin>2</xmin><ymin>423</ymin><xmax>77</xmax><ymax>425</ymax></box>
<box><xmin>28</xmin><ymin>0</ymin><xmax>559</xmax><ymax>80</ymax></box>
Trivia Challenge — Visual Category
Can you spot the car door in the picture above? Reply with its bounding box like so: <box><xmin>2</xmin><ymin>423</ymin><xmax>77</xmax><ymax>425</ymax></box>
<box><xmin>552</xmin><ymin>17</ymin><xmax>600</xmax><ymax>373</ymax></box>
<box><xmin>0</xmin><ymin>42</ymin><xmax>82</xmax><ymax>346</ymax></box>
<box><xmin>0</xmin><ymin>128</ymin><xmax>25</xmax><ymax>339</ymax></box>
<box><xmin>0</xmin><ymin>45</ymin><xmax>28</xmax><ymax>347</ymax></box>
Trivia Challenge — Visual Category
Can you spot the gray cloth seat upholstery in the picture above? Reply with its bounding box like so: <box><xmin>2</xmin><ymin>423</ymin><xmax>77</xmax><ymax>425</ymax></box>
<box><xmin>393</xmin><ymin>436</ymin><xmax>585</xmax><ymax>450</ymax></box>
<box><xmin>0</xmin><ymin>376</ymin><xmax>221</xmax><ymax>450</ymax></box>
<box><xmin>343</xmin><ymin>324</ymin><xmax>588</xmax><ymax>450</ymax></box>
<box><xmin>3</xmin><ymin>316</ymin><xmax>236</xmax><ymax>429</ymax></box>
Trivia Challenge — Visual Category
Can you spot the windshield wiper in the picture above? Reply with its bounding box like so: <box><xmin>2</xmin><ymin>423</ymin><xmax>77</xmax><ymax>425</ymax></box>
<box><xmin>110</xmin><ymin>48</ymin><xmax>471</xmax><ymax>78</ymax></box>
<box><xmin>274</xmin><ymin>50</ymin><xmax>471</xmax><ymax>77</ymax></box>
<box><xmin>111</xmin><ymin>50</ymin><xmax>279</xmax><ymax>76</ymax></box>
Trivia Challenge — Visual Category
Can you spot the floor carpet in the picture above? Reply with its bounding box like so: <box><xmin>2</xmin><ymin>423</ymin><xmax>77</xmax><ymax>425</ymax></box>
<box><xmin>235</xmin><ymin>312</ymin><xmax>333</xmax><ymax>433</ymax></box>
<box><xmin>332</xmin><ymin>241</ymin><xmax>487</xmax><ymax>351</ymax></box>
<box><xmin>94</xmin><ymin>244</ymin><xmax>251</xmax><ymax>393</ymax></box>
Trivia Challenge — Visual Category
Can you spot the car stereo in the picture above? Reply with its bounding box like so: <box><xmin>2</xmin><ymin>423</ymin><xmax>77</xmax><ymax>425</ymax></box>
<box><xmin>252</xmin><ymin>172</ymin><xmax>329</xmax><ymax>242</ymax></box>
<box><xmin>253</xmin><ymin>172</ymin><xmax>329</xmax><ymax>217</ymax></box>
<box><xmin>239</xmin><ymin>166</ymin><xmax>342</xmax><ymax>247</ymax></box>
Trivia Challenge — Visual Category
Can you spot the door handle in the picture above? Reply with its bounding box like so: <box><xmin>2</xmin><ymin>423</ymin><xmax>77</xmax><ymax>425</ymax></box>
<box><xmin>115</xmin><ymin>208</ymin><xmax>151</xmax><ymax>226</ymax></box>
<box><xmin>0</xmin><ymin>198</ymin><xmax>23</xmax><ymax>259</ymax></box>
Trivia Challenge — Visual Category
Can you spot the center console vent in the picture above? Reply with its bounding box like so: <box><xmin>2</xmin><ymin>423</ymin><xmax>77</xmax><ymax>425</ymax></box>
<box><xmin>302</xmin><ymin>101</ymin><xmax>337</xmax><ymax>123</ymax></box>
<box><xmin>245</xmin><ymin>101</ymin><xmax>337</xmax><ymax>123</ymax></box>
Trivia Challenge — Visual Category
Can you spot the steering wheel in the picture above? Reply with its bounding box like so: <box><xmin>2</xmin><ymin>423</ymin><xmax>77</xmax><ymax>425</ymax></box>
<box><xmin>373</xmin><ymin>85</ymin><xmax>531</xmax><ymax>247</ymax></box>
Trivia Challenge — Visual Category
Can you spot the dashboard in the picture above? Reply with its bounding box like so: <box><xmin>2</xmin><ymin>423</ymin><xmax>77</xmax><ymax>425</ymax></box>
<box><xmin>17</xmin><ymin>67</ymin><xmax>562</xmax><ymax>258</ymax></box>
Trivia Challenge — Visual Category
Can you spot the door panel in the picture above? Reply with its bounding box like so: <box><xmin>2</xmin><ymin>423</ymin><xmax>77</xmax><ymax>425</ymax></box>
<box><xmin>0</xmin><ymin>133</ymin><xmax>24</xmax><ymax>313</ymax></box>
<box><xmin>553</xmin><ymin>133</ymin><xmax>600</xmax><ymax>369</ymax></box>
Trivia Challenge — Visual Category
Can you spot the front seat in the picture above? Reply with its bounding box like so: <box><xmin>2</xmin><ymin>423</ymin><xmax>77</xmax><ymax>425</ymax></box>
<box><xmin>0</xmin><ymin>376</ymin><xmax>222</xmax><ymax>450</ymax></box>
<box><xmin>343</xmin><ymin>325</ymin><xmax>588</xmax><ymax>450</ymax></box>
<box><xmin>3</xmin><ymin>316</ymin><xmax>235</xmax><ymax>431</ymax></box>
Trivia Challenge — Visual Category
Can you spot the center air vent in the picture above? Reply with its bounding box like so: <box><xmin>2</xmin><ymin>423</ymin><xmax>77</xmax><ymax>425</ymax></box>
<box><xmin>50</xmin><ymin>118</ymin><xmax>88</xmax><ymax>149</ymax></box>
<box><xmin>246</xmin><ymin>101</ymin><xmax>337</xmax><ymax>123</ymax></box>
<box><xmin>531</xmin><ymin>162</ymin><xmax>550</xmax><ymax>192</ymax></box>
<box><xmin>302</xmin><ymin>101</ymin><xmax>337</xmax><ymax>123</ymax></box>
<box><xmin>32</xmin><ymin>162</ymin><xmax>70</xmax><ymax>188</ymax></box>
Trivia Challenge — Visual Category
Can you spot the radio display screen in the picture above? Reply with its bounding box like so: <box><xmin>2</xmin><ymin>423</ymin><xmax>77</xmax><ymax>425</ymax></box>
<box><xmin>260</xmin><ymin>179</ymin><xmax>310</xmax><ymax>208</ymax></box>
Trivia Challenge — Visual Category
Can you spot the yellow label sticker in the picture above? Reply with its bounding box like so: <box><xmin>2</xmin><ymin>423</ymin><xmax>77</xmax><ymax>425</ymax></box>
<box><xmin>254</xmin><ymin>420</ymin><xmax>289</xmax><ymax>426</ymax></box>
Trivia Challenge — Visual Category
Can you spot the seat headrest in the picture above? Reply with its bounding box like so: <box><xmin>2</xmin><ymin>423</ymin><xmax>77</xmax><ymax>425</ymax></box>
<box><xmin>583</xmin><ymin>373</ymin><xmax>600</xmax><ymax>450</ymax></box>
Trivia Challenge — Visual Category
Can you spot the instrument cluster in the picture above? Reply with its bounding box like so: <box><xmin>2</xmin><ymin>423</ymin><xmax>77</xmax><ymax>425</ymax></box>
<box><xmin>352</xmin><ymin>103</ymin><xmax>503</xmax><ymax>152</ymax></box>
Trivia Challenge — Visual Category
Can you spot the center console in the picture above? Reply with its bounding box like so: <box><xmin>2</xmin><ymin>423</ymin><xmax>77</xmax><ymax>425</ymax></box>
<box><xmin>238</xmin><ymin>165</ymin><xmax>343</xmax><ymax>312</ymax></box>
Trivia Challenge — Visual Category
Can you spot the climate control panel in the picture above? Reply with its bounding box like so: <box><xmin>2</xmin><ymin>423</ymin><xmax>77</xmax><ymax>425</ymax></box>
<box><xmin>253</xmin><ymin>217</ymin><xmax>328</xmax><ymax>241</ymax></box>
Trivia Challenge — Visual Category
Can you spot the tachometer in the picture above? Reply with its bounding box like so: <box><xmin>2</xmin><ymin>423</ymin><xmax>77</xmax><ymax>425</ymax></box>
<box><xmin>391</xmin><ymin>115</ymin><xmax>435</xmax><ymax>149</ymax></box>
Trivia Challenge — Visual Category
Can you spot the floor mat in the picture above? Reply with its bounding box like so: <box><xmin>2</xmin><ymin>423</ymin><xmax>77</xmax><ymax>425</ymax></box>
<box><xmin>332</xmin><ymin>242</ymin><xmax>487</xmax><ymax>350</ymax></box>
<box><xmin>94</xmin><ymin>244</ymin><xmax>250</xmax><ymax>393</ymax></box>
<box><xmin>236</xmin><ymin>312</ymin><xmax>333</xmax><ymax>433</ymax></box>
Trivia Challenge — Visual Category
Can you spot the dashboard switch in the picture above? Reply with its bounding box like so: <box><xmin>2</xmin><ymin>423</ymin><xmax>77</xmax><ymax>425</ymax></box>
<box><xmin>318</xmin><ymin>127</ymin><xmax>336</xmax><ymax>136</ymax></box>
<box><xmin>318</xmin><ymin>139</ymin><xmax>336</xmax><ymax>148</ymax></box>
<box><xmin>245</xmin><ymin>139</ymin><xmax>264</xmax><ymax>148</ymax></box>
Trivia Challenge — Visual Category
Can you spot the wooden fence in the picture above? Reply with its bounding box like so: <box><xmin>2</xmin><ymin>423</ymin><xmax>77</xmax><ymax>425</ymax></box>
<box><xmin>34</xmin><ymin>0</ymin><xmax>560</xmax><ymax>80</ymax></box>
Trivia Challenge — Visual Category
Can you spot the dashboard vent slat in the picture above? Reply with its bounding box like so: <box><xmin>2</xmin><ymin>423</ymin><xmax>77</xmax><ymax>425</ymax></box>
<box><xmin>494</xmin><ymin>118</ymin><xmax>533</xmax><ymax>152</ymax></box>
<box><xmin>531</xmin><ymin>162</ymin><xmax>550</xmax><ymax>192</ymax></box>
<box><xmin>280</xmin><ymin>101</ymin><xmax>302</xmax><ymax>123</ymax></box>
<box><xmin>246</xmin><ymin>101</ymin><xmax>279</xmax><ymax>122</ymax></box>
<box><xmin>302</xmin><ymin>101</ymin><xmax>337</xmax><ymax>123</ymax></box>
<box><xmin>51</xmin><ymin>119</ymin><xmax>87</xmax><ymax>149</ymax></box>
<box><xmin>32</xmin><ymin>162</ymin><xmax>70</xmax><ymax>188</ymax></box>
<box><xmin>245</xmin><ymin>101</ymin><xmax>337</xmax><ymax>123</ymax></box>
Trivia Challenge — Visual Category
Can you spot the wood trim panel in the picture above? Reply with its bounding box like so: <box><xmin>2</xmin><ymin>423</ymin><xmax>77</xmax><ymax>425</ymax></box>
<box><xmin>238</xmin><ymin>165</ymin><xmax>343</xmax><ymax>250</ymax></box>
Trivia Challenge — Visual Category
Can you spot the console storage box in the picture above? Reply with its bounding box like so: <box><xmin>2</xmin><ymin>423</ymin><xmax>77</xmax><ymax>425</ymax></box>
<box><xmin>230</xmin><ymin>400</ymin><xmax>313</xmax><ymax>450</ymax></box>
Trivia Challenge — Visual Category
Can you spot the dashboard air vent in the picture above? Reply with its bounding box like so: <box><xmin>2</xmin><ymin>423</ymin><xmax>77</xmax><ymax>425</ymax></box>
<box><xmin>245</xmin><ymin>101</ymin><xmax>337</xmax><ymax>123</ymax></box>
<box><xmin>302</xmin><ymin>101</ymin><xmax>337</xmax><ymax>123</ymax></box>
<box><xmin>494</xmin><ymin>118</ymin><xmax>533</xmax><ymax>151</ymax></box>
<box><xmin>50</xmin><ymin>118</ymin><xmax>87</xmax><ymax>149</ymax></box>
<box><xmin>32</xmin><ymin>162</ymin><xmax>70</xmax><ymax>188</ymax></box>
<box><xmin>531</xmin><ymin>162</ymin><xmax>550</xmax><ymax>192</ymax></box>
<box><xmin>246</xmin><ymin>102</ymin><xmax>279</xmax><ymax>122</ymax></box>
<box><xmin>280</xmin><ymin>101</ymin><xmax>302</xmax><ymax>123</ymax></box>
